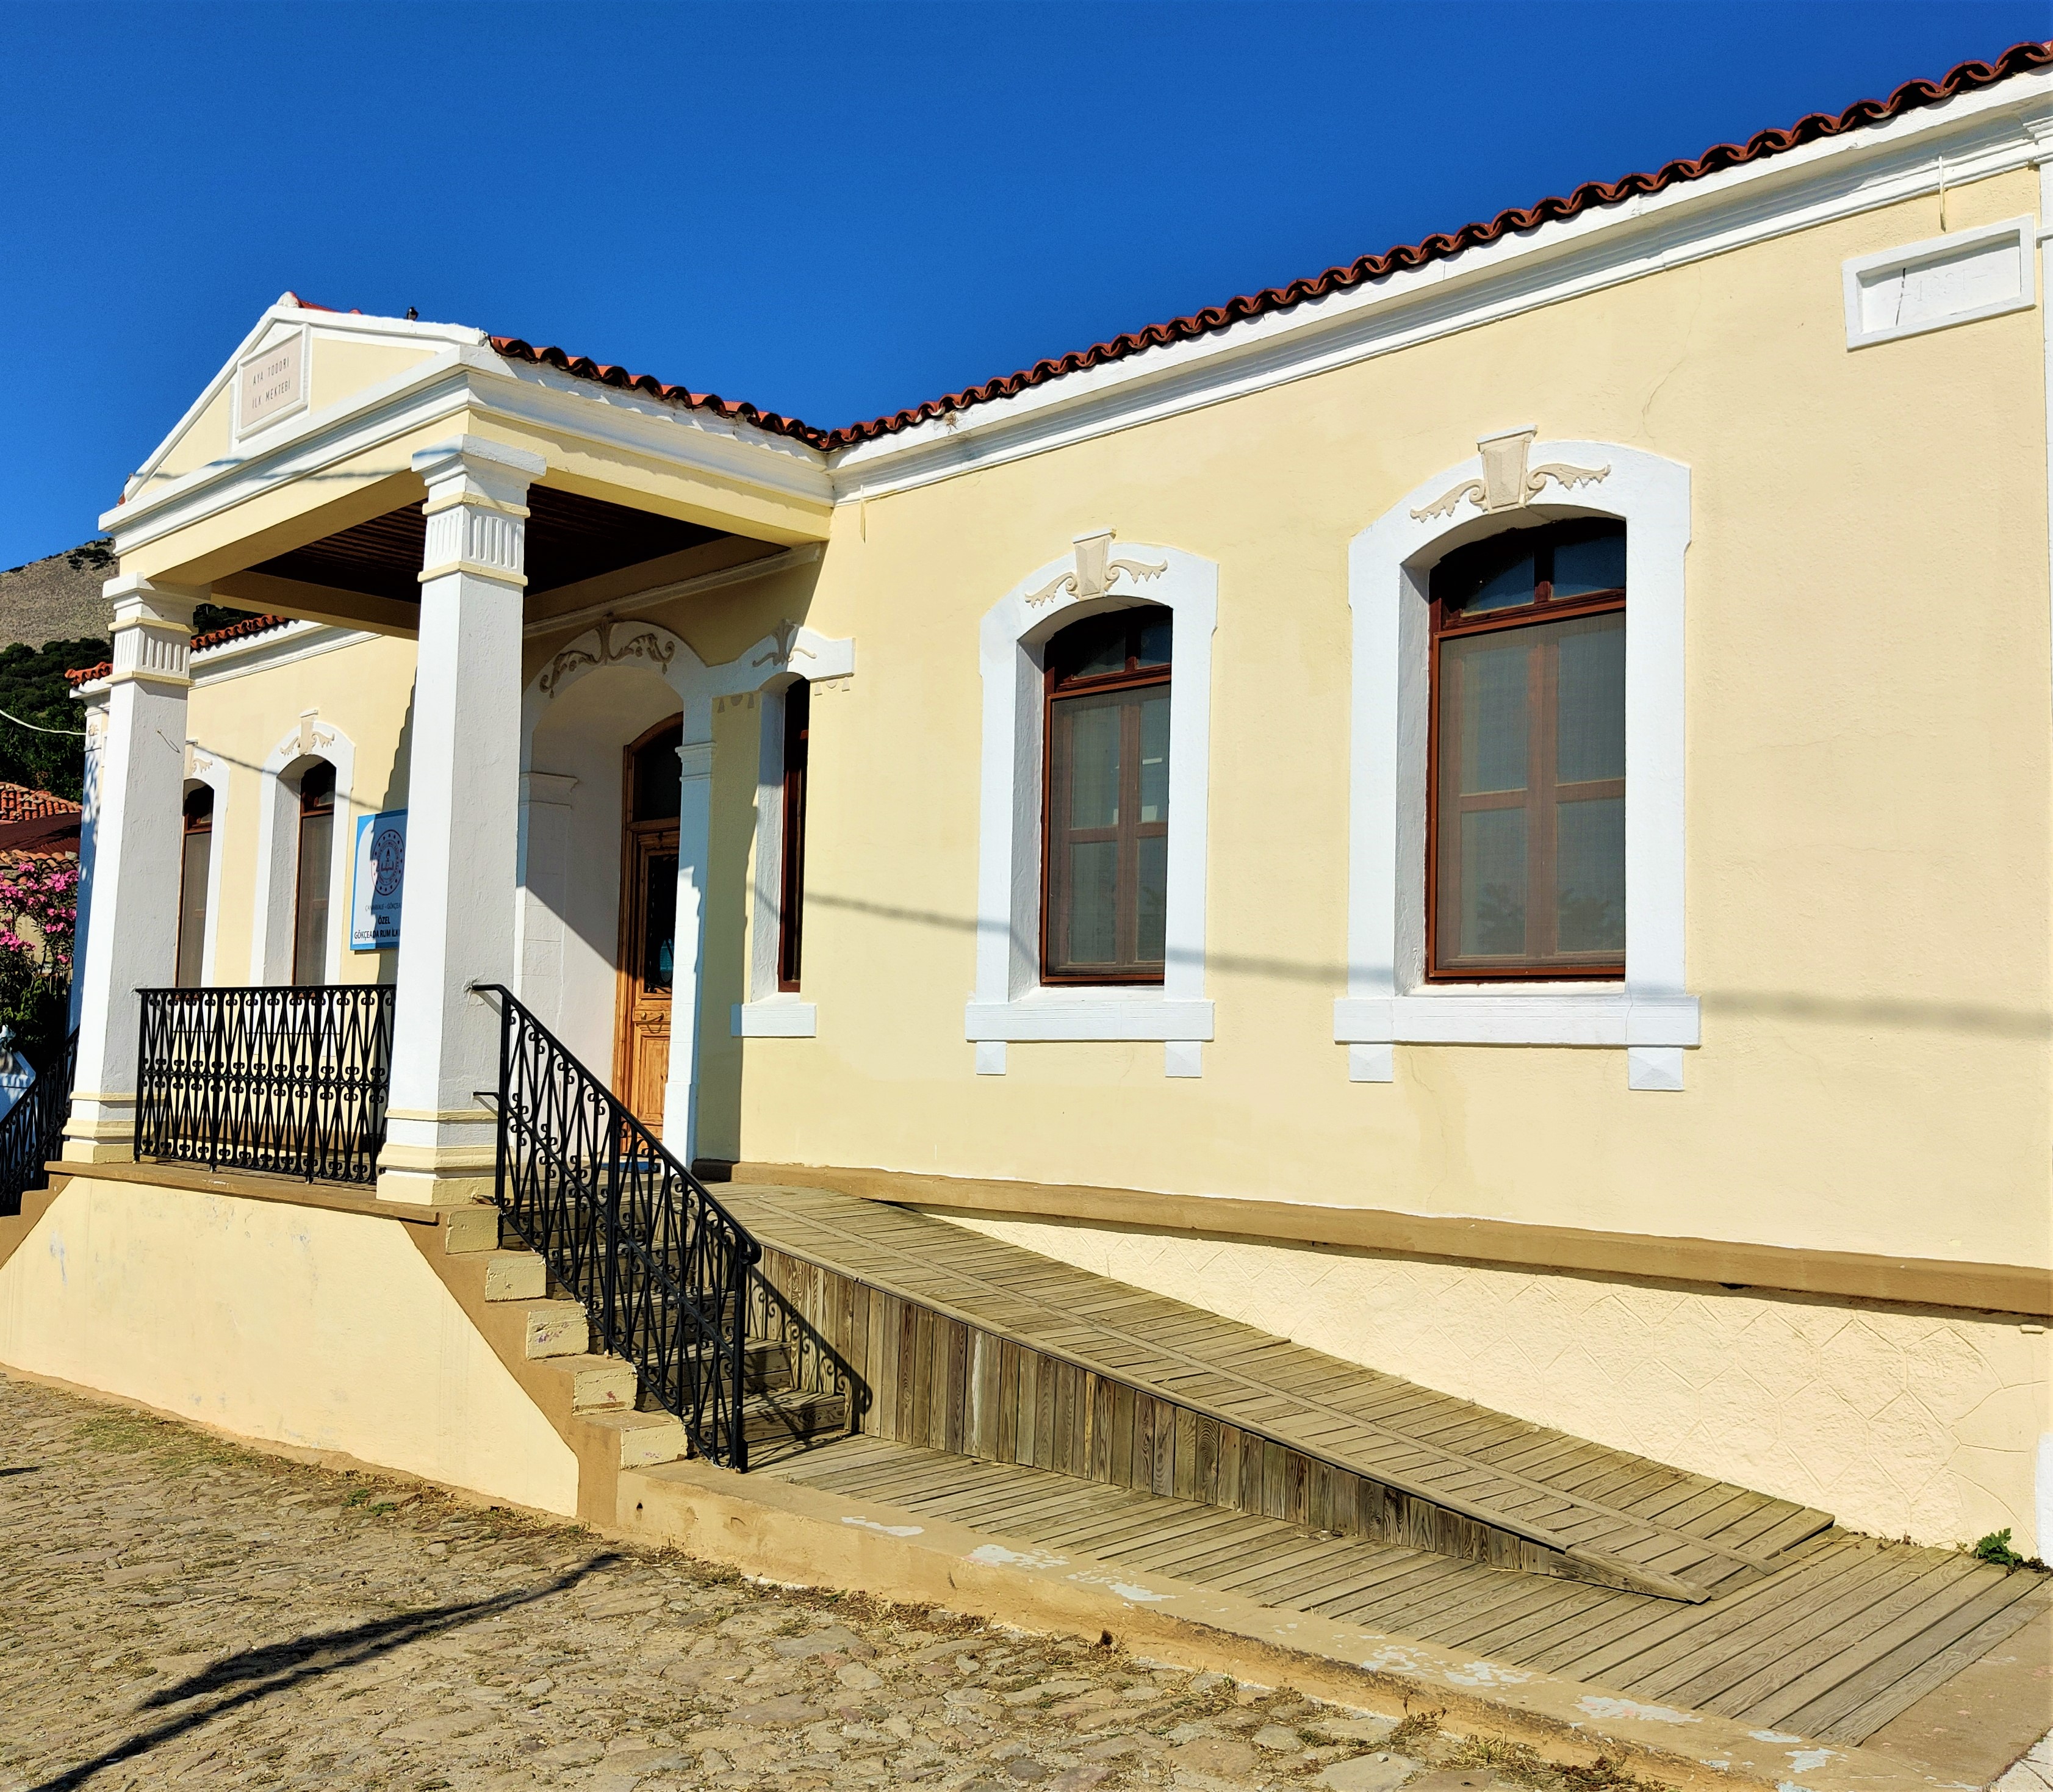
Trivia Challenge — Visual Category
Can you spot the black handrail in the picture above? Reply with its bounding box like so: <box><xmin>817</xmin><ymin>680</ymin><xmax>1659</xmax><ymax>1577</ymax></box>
<box><xmin>476</xmin><ymin>984</ymin><xmax>760</xmax><ymax>1471</ymax></box>
<box><xmin>0</xmin><ymin>1026</ymin><xmax>77</xmax><ymax>1217</ymax></box>
<box><xmin>135</xmin><ymin>987</ymin><xmax>395</xmax><ymax>1185</ymax></box>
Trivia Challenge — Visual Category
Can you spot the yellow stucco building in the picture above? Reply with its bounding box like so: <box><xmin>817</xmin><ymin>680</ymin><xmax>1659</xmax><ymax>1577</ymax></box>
<box><xmin>3</xmin><ymin>49</ymin><xmax>2051</xmax><ymax>1752</ymax></box>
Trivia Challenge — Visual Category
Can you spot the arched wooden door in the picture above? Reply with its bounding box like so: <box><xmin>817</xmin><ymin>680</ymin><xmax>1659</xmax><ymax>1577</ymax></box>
<box><xmin>614</xmin><ymin>718</ymin><xmax>682</xmax><ymax>1129</ymax></box>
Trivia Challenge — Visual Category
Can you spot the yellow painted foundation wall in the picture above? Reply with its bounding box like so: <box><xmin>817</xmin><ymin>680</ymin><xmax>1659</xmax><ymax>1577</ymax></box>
<box><xmin>941</xmin><ymin>1211</ymin><xmax>2053</xmax><ymax>1555</ymax></box>
<box><xmin>0</xmin><ymin>1178</ymin><xmax>577</xmax><ymax>1514</ymax></box>
<box><xmin>725</xmin><ymin>169</ymin><xmax>2053</xmax><ymax>1275</ymax></box>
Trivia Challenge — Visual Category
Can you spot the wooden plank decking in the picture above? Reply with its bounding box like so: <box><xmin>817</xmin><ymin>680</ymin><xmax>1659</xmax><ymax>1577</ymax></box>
<box><xmin>728</xmin><ymin>1184</ymin><xmax>1834</xmax><ymax>1603</ymax></box>
<box><xmin>765</xmin><ymin>1431</ymin><xmax>2052</xmax><ymax>1746</ymax></box>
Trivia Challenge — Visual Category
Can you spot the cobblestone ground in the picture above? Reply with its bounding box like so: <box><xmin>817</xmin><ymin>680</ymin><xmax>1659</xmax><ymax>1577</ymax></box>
<box><xmin>0</xmin><ymin>1373</ymin><xmax>1663</xmax><ymax>1792</ymax></box>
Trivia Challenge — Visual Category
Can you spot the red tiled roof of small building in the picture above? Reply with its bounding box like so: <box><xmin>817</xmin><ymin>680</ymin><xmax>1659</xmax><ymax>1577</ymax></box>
<box><xmin>0</xmin><ymin>784</ymin><xmax>81</xmax><ymax>824</ymax></box>
<box><xmin>494</xmin><ymin>40</ymin><xmax>2053</xmax><ymax>452</ymax></box>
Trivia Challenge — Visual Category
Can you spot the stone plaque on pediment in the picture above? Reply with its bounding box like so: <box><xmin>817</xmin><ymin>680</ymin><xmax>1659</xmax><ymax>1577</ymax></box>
<box><xmin>236</xmin><ymin>331</ymin><xmax>305</xmax><ymax>433</ymax></box>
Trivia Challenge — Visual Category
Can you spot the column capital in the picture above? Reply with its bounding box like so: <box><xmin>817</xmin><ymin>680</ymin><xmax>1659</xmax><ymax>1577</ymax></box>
<box><xmin>103</xmin><ymin>574</ymin><xmax>203</xmax><ymax>689</ymax></box>
<box><xmin>104</xmin><ymin>572</ymin><xmax>203</xmax><ymax>632</ymax></box>
<box><xmin>412</xmin><ymin>435</ymin><xmax>544</xmax><ymax>516</ymax></box>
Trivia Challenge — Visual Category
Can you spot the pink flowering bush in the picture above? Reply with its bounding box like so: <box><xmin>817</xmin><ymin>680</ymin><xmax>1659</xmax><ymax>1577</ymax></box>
<box><xmin>0</xmin><ymin>857</ymin><xmax>77</xmax><ymax>1064</ymax></box>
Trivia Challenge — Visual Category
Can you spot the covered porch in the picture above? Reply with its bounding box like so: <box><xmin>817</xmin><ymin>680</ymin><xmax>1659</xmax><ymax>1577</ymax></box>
<box><xmin>66</xmin><ymin>297</ymin><xmax>846</xmax><ymax>1203</ymax></box>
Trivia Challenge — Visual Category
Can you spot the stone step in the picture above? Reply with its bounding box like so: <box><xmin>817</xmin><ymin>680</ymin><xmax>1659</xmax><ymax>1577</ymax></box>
<box><xmin>523</xmin><ymin>1300</ymin><xmax>589</xmax><ymax>1359</ymax></box>
<box><xmin>479</xmin><ymin>1251</ymin><xmax>547</xmax><ymax>1302</ymax></box>
<box><xmin>552</xmin><ymin>1354</ymin><xmax>639</xmax><ymax>1414</ymax></box>
<box><xmin>583</xmin><ymin>1408</ymin><xmax>691</xmax><ymax>1470</ymax></box>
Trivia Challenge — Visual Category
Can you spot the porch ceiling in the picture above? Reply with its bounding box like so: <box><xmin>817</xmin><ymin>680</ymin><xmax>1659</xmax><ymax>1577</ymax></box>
<box><xmin>249</xmin><ymin>484</ymin><xmax>729</xmax><ymax>603</ymax></box>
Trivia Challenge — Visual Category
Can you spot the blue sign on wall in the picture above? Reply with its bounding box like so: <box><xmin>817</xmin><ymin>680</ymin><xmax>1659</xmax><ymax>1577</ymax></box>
<box><xmin>351</xmin><ymin>810</ymin><xmax>407</xmax><ymax>951</ymax></box>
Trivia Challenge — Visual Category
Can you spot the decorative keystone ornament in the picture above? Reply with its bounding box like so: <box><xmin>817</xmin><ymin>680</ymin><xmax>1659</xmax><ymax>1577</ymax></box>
<box><xmin>1411</xmin><ymin>428</ymin><xmax>1611</xmax><ymax>522</ymax></box>
<box><xmin>1025</xmin><ymin>529</ymin><xmax>1168</xmax><ymax>608</ymax></box>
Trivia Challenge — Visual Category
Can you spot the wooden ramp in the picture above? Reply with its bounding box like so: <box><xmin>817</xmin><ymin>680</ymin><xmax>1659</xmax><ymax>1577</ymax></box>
<box><xmin>726</xmin><ymin>1185</ymin><xmax>1834</xmax><ymax>1603</ymax></box>
<box><xmin>763</xmin><ymin>1431</ymin><xmax>2052</xmax><ymax>1747</ymax></box>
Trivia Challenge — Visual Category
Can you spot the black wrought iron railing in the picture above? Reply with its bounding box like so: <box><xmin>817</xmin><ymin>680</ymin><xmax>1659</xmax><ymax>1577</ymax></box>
<box><xmin>0</xmin><ymin>1027</ymin><xmax>77</xmax><ymax>1217</ymax></box>
<box><xmin>478</xmin><ymin>984</ymin><xmax>760</xmax><ymax>1470</ymax></box>
<box><xmin>135</xmin><ymin>987</ymin><xmax>395</xmax><ymax>1185</ymax></box>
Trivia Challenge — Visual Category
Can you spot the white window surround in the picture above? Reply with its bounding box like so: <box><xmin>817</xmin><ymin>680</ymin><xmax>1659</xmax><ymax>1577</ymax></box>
<box><xmin>735</xmin><ymin>674</ymin><xmax>817</xmax><ymax>1039</ymax></box>
<box><xmin>249</xmin><ymin>716</ymin><xmax>356</xmax><ymax>985</ymax></box>
<box><xmin>1842</xmin><ymin>215</ymin><xmax>2037</xmax><ymax>350</ymax></box>
<box><xmin>1333</xmin><ymin>438</ymin><xmax>1699</xmax><ymax>1092</ymax></box>
<box><xmin>966</xmin><ymin>534</ymin><xmax>1217</xmax><ymax>1078</ymax></box>
<box><xmin>181</xmin><ymin>749</ymin><xmax>231</xmax><ymax>987</ymax></box>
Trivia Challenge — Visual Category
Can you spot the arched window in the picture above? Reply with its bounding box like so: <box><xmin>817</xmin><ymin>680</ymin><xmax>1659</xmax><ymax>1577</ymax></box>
<box><xmin>176</xmin><ymin>786</ymin><xmax>214</xmax><ymax>988</ymax></box>
<box><xmin>777</xmin><ymin>680</ymin><xmax>810</xmax><ymax>991</ymax></box>
<box><xmin>1428</xmin><ymin>520</ymin><xmax>1625</xmax><ymax>979</ymax></box>
<box><xmin>1042</xmin><ymin>605</ymin><xmax>1172</xmax><ymax>983</ymax></box>
<box><xmin>292</xmin><ymin>761</ymin><xmax>336</xmax><ymax>985</ymax></box>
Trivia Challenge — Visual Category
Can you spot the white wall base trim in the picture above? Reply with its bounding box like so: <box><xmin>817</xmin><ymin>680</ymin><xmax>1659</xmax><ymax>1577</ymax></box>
<box><xmin>732</xmin><ymin>999</ymin><xmax>818</xmax><ymax>1038</ymax></box>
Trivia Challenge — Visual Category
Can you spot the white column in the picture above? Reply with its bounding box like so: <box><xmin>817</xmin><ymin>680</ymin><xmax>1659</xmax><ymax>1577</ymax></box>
<box><xmin>659</xmin><ymin>735</ymin><xmax>713</xmax><ymax>1166</ymax></box>
<box><xmin>63</xmin><ymin>576</ymin><xmax>201</xmax><ymax>1161</ymax></box>
<box><xmin>67</xmin><ymin>684</ymin><xmax>111</xmax><ymax>1032</ymax></box>
<box><xmin>377</xmin><ymin>436</ymin><xmax>544</xmax><ymax>1205</ymax></box>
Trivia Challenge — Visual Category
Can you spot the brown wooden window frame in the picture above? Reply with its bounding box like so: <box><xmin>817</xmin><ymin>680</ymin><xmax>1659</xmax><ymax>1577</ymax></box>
<box><xmin>1040</xmin><ymin>605</ymin><xmax>1172</xmax><ymax>986</ymax></box>
<box><xmin>1426</xmin><ymin>520</ymin><xmax>1627</xmax><ymax>983</ymax></box>
<box><xmin>777</xmin><ymin>680</ymin><xmax>810</xmax><ymax>991</ymax></box>
<box><xmin>291</xmin><ymin>760</ymin><xmax>337</xmax><ymax>987</ymax></box>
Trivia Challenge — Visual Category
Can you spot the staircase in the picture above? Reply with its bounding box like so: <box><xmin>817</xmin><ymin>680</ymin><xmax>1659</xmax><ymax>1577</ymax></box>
<box><xmin>473</xmin><ymin>985</ymin><xmax>853</xmax><ymax>1473</ymax></box>
<box><xmin>459</xmin><ymin>1235</ymin><xmax>850</xmax><ymax>1470</ymax></box>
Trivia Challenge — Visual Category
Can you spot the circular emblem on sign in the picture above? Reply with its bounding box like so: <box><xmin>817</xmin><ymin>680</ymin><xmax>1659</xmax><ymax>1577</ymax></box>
<box><xmin>373</xmin><ymin>827</ymin><xmax>405</xmax><ymax>897</ymax></box>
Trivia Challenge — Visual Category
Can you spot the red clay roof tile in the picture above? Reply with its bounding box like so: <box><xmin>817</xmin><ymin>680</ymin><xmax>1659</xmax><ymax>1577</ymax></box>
<box><xmin>494</xmin><ymin>40</ymin><xmax>2052</xmax><ymax>452</ymax></box>
<box><xmin>64</xmin><ymin>613</ymin><xmax>295</xmax><ymax>686</ymax></box>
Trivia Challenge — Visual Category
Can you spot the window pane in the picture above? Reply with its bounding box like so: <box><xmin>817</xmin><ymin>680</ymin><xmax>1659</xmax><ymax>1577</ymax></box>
<box><xmin>1137</xmin><ymin>691</ymin><xmax>1170</xmax><ymax>825</ymax></box>
<box><xmin>1137</xmin><ymin>835</ymin><xmax>1167</xmax><ymax>963</ymax></box>
<box><xmin>293</xmin><ymin>810</ymin><xmax>333</xmax><ymax>985</ymax></box>
<box><xmin>176</xmin><ymin>829</ymin><xmax>210</xmax><ymax>988</ymax></box>
<box><xmin>1555</xmin><ymin>613</ymin><xmax>1625</xmax><ymax>784</ymax></box>
<box><xmin>1135</xmin><ymin>616</ymin><xmax>1173</xmax><ymax>668</ymax></box>
<box><xmin>1064</xmin><ymin>841</ymin><xmax>1118</xmax><ymax>963</ymax></box>
<box><xmin>644</xmin><ymin>852</ymin><xmax>677</xmax><ymax>993</ymax></box>
<box><xmin>1063</xmin><ymin>700</ymin><xmax>1120</xmax><ymax>829</ymax></box>
<box><xmin>1557</xmin><ymin>797</ymin><xmax>1625</xmax><ymax>954</ymax></box>
<box><xmin>1457</xmin><ymin>807</ymin><xmax>1527</xmax><ymax>957</ymax></box>
<box><xmin>1447</xmin><ymin>633</ymin><xmax>1529</xmax><ymax>794</ymax></box>
<box><xmin>1553</xmin><ymin>528</ymin><xmax>1626</xmax><ymax>597</ymax></box>
<box><xmin>633</xmin><ymin>727</ymin><xmax>682</xmax><ymax>821</ymax></box>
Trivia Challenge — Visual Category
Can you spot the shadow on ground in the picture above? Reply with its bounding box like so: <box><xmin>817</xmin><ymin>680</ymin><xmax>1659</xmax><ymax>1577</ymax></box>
<box><xmin>31</xmin><ymin>1551</ymin><xmax>624</xmax><ymax>1791</ymax></box>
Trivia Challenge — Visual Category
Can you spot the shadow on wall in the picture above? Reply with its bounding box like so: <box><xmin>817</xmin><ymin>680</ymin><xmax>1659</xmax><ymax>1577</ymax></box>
<box><xmin>801</xmin><ymin>889</ymin><xmax>2053</xmax><ymax>1037</ymax></box>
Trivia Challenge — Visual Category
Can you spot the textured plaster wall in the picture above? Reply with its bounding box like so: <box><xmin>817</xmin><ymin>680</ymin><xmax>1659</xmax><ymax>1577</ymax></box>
<box><xmin>0</xmin><ymin>1179</ymin><xmax>578</xmax><ymax>1516</ymax></box>
<box><xmin>939</xmin><ymin>1211</ymin><xmax>2053</xmax><ymax>1559</ymax></box>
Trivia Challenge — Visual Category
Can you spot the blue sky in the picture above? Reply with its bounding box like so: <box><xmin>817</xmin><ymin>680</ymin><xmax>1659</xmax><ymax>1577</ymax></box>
<box><xmin>1</xmin><ymin>0</ymin><xmax>2044</xmax><ymax>572</ymax></box>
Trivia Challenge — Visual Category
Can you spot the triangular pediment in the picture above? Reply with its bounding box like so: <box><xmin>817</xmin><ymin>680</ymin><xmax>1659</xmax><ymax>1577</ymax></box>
<box><xmin>126</xmin><ymin>294</ymin><xmax>485</xmax><ymax>505</ymax></box>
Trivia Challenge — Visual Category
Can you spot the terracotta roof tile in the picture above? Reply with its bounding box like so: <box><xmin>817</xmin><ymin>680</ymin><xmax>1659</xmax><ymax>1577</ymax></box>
<box><xmin>0</xmin><ymin>784</ymin><xmax>81</xmax><ymax>825</ymax></box>
<box><xmin>64</xmin><ymin>613</ymin><xmax>295</xmax><ymax>686</ymax></box>
<box><xmin>495</xmin><ymin>40</ymin><xmax>2053</xmax><ymax>452</ymax></box>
